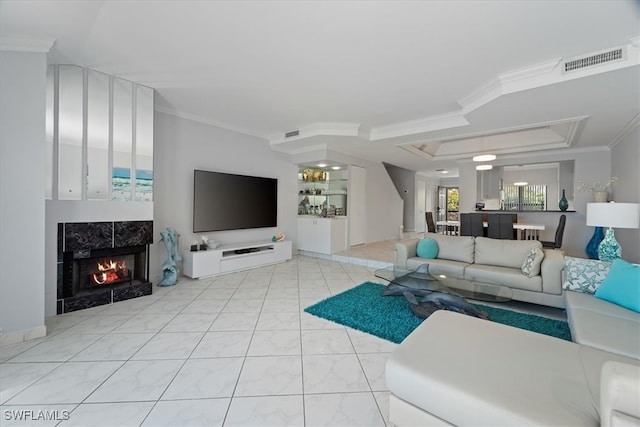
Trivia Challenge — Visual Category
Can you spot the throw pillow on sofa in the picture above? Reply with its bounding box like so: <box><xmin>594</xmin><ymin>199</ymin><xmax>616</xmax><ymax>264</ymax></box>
<box><xmin>562</xmin><ymin>256</ymin><xmax>611</xmax><ymax>294</ymax></box>
<box><xmin>521</xmin><ymin>247</ymin><xmax>544</xmax><ymax>277</ymax></box>
<box><xmin>417</xmin><ymin>238</ymin><xmax>439</xmax><ymax>259</ymax></box>
<box><xmin>595</xmin><ymin>258</ymin><xmax>640</xmax><ymax>313</ymax></box>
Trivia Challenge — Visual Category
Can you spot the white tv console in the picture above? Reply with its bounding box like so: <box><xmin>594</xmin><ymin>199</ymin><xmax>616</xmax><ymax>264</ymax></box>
<box><xmin>183</xmin><ymin>240</ymin><xmax>292</xmax><ymax>279</ymax></box>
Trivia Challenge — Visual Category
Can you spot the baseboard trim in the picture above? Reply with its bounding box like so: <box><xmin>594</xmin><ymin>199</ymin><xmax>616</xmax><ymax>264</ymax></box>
<box><xmin>0</xmin><ymin>325</ymin><xmax>47</xmax><ymax>347</ymax></box>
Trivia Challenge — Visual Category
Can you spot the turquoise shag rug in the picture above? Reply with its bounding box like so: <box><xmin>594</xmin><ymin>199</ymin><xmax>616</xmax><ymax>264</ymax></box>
<box><xmin>304</xmin><ymin>282</ymin><xmax>571</xmax><ymax>344</ymax></box>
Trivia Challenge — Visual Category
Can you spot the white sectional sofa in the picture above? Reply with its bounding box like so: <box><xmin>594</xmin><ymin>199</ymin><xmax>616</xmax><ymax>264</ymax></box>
<box><xmin>386</xmin><ymin>246</ymin><xmax>640</xmax><ymax>426</ymax></box>
<box><xmin>386</xmin><ymin>310</ymin><xmax>640</xmax><ymax>426</ymax></box>
<box><xmin>395</xmin><ymin>233</ymin><xmax>566</xmax><ymax>308</ymax></box>
<box><xmin>566</xmin><ymin>290</ymin><xmax>640</xmax><ymax>359</ymax></box>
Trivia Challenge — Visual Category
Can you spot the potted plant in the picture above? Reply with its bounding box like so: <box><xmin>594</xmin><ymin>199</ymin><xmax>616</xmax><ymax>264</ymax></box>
<box><xmin>577</xmin><ymin>177</ymin><xmax>618</xmax><ymax>202</ymax></box>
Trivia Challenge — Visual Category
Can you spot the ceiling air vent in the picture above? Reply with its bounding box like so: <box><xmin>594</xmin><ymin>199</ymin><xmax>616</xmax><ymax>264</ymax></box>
<box><xmin>285</xmin><ymin>130</ymin><xmax>300</xmax><ymax>138</ymax></box>
<box><xmin>564</xmin><ymin>48</ymin><xmax>623</xmax><ymax>73</ymax></box>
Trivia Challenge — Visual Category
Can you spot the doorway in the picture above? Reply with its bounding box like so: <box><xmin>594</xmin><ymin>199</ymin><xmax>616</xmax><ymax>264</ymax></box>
<box><xmin>438</xmin><ymin>187</ymin><xmax>459</xmax><ymax>232</ymax></box>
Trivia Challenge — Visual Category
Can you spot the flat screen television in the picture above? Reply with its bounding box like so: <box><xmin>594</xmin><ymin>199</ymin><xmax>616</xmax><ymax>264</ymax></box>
<box><xmin>193</xmin><ymin>169</ymin><xmax>278</xmax><ymax>232</ymax></box>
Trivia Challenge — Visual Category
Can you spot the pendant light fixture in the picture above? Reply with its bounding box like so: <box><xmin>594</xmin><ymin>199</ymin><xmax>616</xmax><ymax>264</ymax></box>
<box><xmin>473</xmin><ymin>154</ymin><xmax>497</xmax><ymax>162</ymax></box>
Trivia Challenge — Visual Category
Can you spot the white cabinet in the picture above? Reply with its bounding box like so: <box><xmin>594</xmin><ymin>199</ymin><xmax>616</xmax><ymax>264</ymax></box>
<box><xmin>297</xmin><ymin>217</ymin><xmax>347</xmax><ymax>254</ymax></box>
<box><xmin>183</xmin><ymin>240</ymin><xmax>292</xmax><ymax>279</ymax></box>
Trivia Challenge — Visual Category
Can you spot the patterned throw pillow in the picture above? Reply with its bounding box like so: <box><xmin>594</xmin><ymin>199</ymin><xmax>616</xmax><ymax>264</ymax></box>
<box><xmin>563</xmin><ymin>256</ymin><xmax>612</xmax><ymax>294</ymax></box>
<box><xmin>521</xmin><ymin>247</ymin><xmax>545</xmax><ymax>277</ymax></box>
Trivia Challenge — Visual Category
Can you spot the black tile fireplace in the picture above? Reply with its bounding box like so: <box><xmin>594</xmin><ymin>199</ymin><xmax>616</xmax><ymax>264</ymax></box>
<box><xmin>57</xmin><ymin>221</ymin><xmax>153</xmax><ymax>314</ymax></box>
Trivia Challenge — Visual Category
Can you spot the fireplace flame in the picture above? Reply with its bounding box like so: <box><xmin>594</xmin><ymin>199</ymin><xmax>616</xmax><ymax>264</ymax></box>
<box><xmin>92</xmin><ymin>258</ymin><xmax>129</xmax><ymax>285</ymax></box>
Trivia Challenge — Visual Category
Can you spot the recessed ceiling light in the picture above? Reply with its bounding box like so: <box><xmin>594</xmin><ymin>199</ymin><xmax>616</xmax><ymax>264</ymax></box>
<box><xmin>317</xmin><ymin>163</ymin><xmax>327</xmax><ymax>168</ymax></box>
<box><xmin>476</xmin><ymin>164</ymin><xmax>493</xmax><ymax>171</ymax></box>
<box><xmin>436</xmin><ymin>169</ymin><xmax>449</xmax><ymax>174</ymax></box>
<box><xmin>473</xmin><ymin>154</ymin><xmax>497</xmax><ymax>162</ymax></box>
<box><xmin>514</xmin><ymin>181</ymin><xmax>529</xmax><ymax>186</ymax></box>
<box><xmin>331</xmin><ymin>166</ymin><xmax>340</xmax><ymax>170</ymax></box>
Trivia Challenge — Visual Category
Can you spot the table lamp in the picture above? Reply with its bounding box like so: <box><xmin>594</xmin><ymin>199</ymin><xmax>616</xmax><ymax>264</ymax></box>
<box><xmin>586</xmin><ymin>202</ymin><xmax>640</xmax><ymax>261</ymax></box>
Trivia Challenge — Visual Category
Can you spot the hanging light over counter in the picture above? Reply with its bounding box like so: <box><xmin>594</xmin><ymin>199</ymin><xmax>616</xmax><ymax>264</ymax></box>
<box><xmin>473</xmin><ymin>154</ymin><xmax>496</xmax><ymax>162</ymax></box>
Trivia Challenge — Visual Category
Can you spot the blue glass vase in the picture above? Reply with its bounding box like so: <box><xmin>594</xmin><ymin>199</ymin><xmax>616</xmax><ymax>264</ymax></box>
<box><xmin>558</xmin><ymin>189</ymin><xmax>569</xmax><ymax>212</ymax></box>
<box><xmin>585</xmin><ymin>226</ymin><xmax>604</xmax><ymax>259</ymax></box>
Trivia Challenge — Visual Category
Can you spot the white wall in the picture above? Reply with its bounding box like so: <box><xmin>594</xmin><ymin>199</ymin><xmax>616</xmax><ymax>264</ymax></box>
<box><xmin>363</xmin><ymin>163</ymin><xmax>403</xmax><ymax>242</ymax></box>
<box><xmin>458</xmin><ymin>149</ymin><xmax>612</xmax><ymax>258</ymax></box>
<box><xmin>0</xmin><ymin>51</ymin><xmax>48</xmax><ymax>339</ymax></box>
<box><xmin>152</xmin><ymin>111</ymin><xmax>298</xmax><ymax>282</ymax></box>
<box><xmin>384</xmin><ymin>164</ymin><xmax>416</xmax><ymax>231</ymax></box>
<box><xmin>610</xmin><ymin>125</ymin><xmax>640</xmax><ymax>264</ymax></box>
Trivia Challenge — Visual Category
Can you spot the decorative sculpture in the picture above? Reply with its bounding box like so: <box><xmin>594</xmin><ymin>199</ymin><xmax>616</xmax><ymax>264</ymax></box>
<box><xmin>159</xmin><ymin>227</ymin><xmax>181</xmax><ymax>286</ymax></box>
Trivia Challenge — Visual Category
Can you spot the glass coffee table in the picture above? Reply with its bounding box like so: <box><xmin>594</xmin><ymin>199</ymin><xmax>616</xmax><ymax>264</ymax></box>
<box><xmin>374</xmin><ymin>264</ymin><xmax>512</xmax><ymax>303</ymax></box>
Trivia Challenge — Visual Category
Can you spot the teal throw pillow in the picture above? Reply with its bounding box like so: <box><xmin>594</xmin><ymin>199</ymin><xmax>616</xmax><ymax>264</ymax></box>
<box><xmin>595</xmin><ymin>258</ymin><xmax>640</xmax><ymax>313</ymax></box>
<box><xmin>417</xmin><ymin>238</ymin><xmax>439</xmax><ymax>259</ymax></box>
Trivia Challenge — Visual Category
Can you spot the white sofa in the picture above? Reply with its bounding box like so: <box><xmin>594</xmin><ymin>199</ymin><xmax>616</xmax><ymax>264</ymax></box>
<box><xmin>395</xmin><ymin>233</ymin><xmax>566</xmax><ymax>308</ymax></box>
<box><xmin>386</xmin><ymin>254</ymin><xmax>640</xmax><ymax>426</ymax></box>
<box><xmin>386</xmin><ymin>310</ymin><xmax>640</xmax><ymax>426</ymax></box>
<box><xmin>565</xmin><ymin>289</ymin><xmax>640</xmax><ymax>360</ymax></box>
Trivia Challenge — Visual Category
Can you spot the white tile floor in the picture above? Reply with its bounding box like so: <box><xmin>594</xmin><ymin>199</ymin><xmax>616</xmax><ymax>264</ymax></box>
<box><xmin>1</xmin><ymin>256</ymin><xmax>395</xmax><ymax>427</ymax></box>
<box><xmin>0</xmin><ymin>247</ymin><xmax>566</xmax><ymax>427</ymax></box>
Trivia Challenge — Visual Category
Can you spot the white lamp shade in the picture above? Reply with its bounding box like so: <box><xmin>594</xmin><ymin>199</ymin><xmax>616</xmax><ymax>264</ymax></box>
<box><xmin>586</xmin><ymin>203</ymin><xmax>640</xmax><ymax>229</ymax></box>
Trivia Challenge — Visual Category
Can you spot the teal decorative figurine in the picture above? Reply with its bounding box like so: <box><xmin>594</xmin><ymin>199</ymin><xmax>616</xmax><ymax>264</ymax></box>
<box><xmin>159</xmin><ymin>228</ymin><xmax>181</xmax><ymax>286</ymax></box>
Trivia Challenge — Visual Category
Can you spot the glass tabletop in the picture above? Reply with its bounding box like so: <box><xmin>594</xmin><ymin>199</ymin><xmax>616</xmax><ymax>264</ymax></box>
<box><xmin>374</xmin><ymin>264</ymin><xmax>512</xmax><ymax>303</ymax></box>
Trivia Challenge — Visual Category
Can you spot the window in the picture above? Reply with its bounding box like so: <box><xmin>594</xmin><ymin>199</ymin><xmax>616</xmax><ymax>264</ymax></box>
<box><xmin>503</xmin><ymin>185</ymin><xmax>547</xmax><ymax>211</ymax></box>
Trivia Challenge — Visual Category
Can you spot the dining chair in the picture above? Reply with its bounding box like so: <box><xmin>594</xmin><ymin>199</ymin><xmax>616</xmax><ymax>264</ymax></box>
<box><xmin>426</xmin><ymin>212</ymin><xmax>436</xmax><ymax>233</ymax></box>
<box><xmin>541</xmin><ymin>214</ymin><xmax>566</xmax><ymax>249</ymax></box>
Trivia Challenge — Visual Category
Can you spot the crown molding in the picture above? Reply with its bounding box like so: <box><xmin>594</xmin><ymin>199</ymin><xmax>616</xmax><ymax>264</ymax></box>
<box><xmin>370</xmin><ymin>111</ymin><xmax>469</xmax><ymax>141</ymax></box>
<box><xmin>418</xmin><ymin>116</ymin><xmax>589</xmax><ymax>145</ymax></box>
<box><xmin>155</xmin><ymin>106</ymin><xmax>268</xmax><ymax>140</ymax></box>
<box><xmin>0</xmin><ymin>38</ymin><xmax>55</xmax><ymax>53</ymax></box>
<box><xmin>608</xmin><ymin>113</ymin><xmax>640</xmax><ymax>149</ymax></box>
<box><xmin>458</xmin><ymin>58</ymin><xmax>562</xmax><ymax>114</ymax></box>
<box><xmin>499</xmin><ymin>58</ymin><xmax>562</xmax><ymax>85</ymax></box>
<box><xmin>400</xmin><ymin>145</ymin><xmax>435</xmax><ymax>161</ymax></box>
<box><xmin>431</xmin><ymin>142</ymin><xmax>572</xmax><ymax>162</ymax></box>
<box><xmin>404</xmin><ymin>116</ymin><xmax>589</xmax><ymax>161</ymax></box>
<box><xmin>458</xmin><ymin>77</ymin><xmax>502</xmax><ymax>113</ymax></box>
<box><xmin>474</xmin><ymin>145</ymin><xmax>611</xmax><ymax>163</ymax></box>
<box><xmin>269</xmin><ymin>122</ymin><xmax>360</xmax><ymax>145</ymax></box>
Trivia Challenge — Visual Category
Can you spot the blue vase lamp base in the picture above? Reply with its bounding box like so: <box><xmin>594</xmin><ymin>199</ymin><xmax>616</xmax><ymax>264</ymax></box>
<box><xmin>598</xmin><ymin>228</ymin><xmax>621</xmax><ymax>262</ymax></box>
<box><xmin>585</xmin><ymin>226</ymin><xmax>604</xmax><ymax>260</ymax></box>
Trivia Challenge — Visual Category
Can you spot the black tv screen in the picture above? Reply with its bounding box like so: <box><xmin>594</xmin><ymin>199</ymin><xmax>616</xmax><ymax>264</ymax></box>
<box><xmin>193</xmin><ymin>170</ymin><xmax>278</xmax><ymax>232</ymax></box>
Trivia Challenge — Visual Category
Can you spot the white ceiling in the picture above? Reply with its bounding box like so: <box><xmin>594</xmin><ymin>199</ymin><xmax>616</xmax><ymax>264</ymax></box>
<box><xmin>2</xmin><ymin>0</ymin><xmax>639</xmax><ymax>176</ymax></box>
